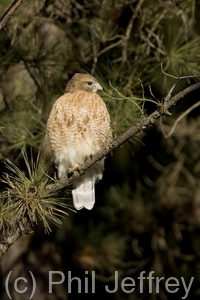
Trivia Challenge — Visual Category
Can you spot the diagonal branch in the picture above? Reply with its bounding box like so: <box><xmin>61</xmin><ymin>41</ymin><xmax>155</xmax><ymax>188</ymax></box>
<box><xmin>0</xmin><ymin>0</ymin><xmax>24</xmax><ymax>31</ymax></box>
<box><xmin>0</xmin><ymin>217</ymin><xmax>32</xmax><ymax>258</ymax></box>
<box><xmin>47</xmin><ymin>81</ymin><xmax>200</xmax><ymax>191</ymax></box>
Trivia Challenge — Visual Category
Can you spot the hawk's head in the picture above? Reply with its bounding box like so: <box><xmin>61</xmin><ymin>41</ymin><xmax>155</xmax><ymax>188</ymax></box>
<box><xmin>65</xmin><ymin>73</ymin><xmax>103</xmax><ymax>93</ymax></box>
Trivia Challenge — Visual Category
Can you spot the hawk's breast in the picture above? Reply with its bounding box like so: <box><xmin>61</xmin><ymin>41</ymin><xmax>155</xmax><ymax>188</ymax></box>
<box><xmin>47</xmin><ymin>90</ymin><xmax>112</xmax><ymax>169</ymax></box>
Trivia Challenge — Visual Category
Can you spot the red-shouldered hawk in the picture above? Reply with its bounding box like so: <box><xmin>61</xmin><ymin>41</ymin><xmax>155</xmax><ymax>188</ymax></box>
<box><xmin>46</xmin><ymin>73</ymin><xmax>112</xmax><ymax>210</ymax></box>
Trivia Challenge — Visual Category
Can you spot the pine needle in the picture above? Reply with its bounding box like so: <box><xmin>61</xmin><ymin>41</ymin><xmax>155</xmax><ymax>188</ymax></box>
<box><xmin>0</xmin><ymin>149</ymin><xmax>72</xmax><ymax>233</ymax></box>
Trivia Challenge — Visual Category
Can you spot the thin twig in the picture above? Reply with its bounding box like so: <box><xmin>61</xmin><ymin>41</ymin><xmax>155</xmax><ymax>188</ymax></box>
<box><xmin>160</xmin><ymin>99</ymin><xmax>200</xmax><ymax>138</ymax></box>
<box><xmin>161</xmin><ymin>62</ymin><xmax>200</xmax><ymax>80</ymax></box>
<box><xmin>0</xmin><ymin>0</ymin><xmax>24</xmax><ymax>31</ymax></box>
<box><xmin>97</xmin><ymin>39</ymin><xmax>123</xmax><ymax>57</ymax></box>
<box><xmin>121</xmin><ymin>0</ymin><xmax>145</xmax><ymax>63</ymax></box>
<box><xmin>164</xmin><ymin>77</ymin><xmax>182</xmax><ymax>102</ymax></box>
<box><xmin>90</xmin><ymin>31</ymin><xmax>98</xmax><ymax>75</ymax></box>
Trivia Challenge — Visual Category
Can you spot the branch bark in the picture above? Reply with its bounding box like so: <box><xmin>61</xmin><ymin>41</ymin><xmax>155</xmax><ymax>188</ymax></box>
<box><xmin>0</xmin><ymin>217</ymin><xmax>32</xmax><ymax>258</ymax></box>
<box><xmin>0</xmin><ymin>0</ymin><xmax>24</xmax><ymax>31</ymax></box>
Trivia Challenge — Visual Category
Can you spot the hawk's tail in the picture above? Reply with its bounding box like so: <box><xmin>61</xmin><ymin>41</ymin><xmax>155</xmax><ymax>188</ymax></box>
<box><xmin>72</xmin><ymin>177</ymin><xmax>95</xmax><ymax>210</ymax></box>
<box><xmin>72</xmin><ymin>161</ymin><xmax>104</xmax><ymax>210</ymax></box>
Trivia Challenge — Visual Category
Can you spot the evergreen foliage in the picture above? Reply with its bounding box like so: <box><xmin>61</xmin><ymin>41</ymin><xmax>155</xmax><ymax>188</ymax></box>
<box><xmin>0</xmin><ymin>0</ymin><xmax>200</xmax><ymax>299</ymax></box>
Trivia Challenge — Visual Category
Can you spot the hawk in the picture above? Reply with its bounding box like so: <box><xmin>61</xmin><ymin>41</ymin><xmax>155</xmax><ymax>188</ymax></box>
<box><xmin>46</xmin><ymin>73</ymin><xmax>112</xmax><ymax>210</ymax></box>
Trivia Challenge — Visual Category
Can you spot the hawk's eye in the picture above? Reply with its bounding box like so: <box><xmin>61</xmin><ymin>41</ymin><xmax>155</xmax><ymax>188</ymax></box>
<box><xmin>87</xmin><ymin>82</ymin><xmax>93</xmax><ymax>86</ymax></box>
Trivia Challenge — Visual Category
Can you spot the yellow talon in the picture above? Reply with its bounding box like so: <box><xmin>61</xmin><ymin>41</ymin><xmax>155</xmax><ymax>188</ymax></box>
<box><xmin>68</xmin><ymin>163</ymin><xmax>79</xmax><ymax>172</ymax></box>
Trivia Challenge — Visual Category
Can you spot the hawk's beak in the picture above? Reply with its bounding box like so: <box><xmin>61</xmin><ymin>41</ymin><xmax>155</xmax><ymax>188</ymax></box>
<box><xmin>96</xmin><ymin>83</ymin><xmax>103</xmax><ymax>91</ymax></box>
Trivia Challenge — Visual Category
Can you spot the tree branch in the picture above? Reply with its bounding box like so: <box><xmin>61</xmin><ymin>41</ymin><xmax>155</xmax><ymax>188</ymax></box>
<box><xmin>0</xmin><ymin>0</ymin><xmax>24</xmax><ymax>31</ymax></box>
<box><xmin>47</xmin><ymin>81</ymin><xmax>200</xmax><ymax>190</ymax></box>
<box><xmin>160</xmin><ymin>99</ymin><xmax>200</xmax><ymax>138</ymax></box>
<box><xmin>0</xmin><ymin>217</ymin><xmax>32</xmax><ymax>258</ymax></box>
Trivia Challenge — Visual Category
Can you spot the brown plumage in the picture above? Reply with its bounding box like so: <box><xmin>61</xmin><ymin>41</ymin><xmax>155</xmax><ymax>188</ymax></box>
<box><xmin>46</xmin><ymin>73</ymin><xmax>112</xmax><ymax>210</ymax></box>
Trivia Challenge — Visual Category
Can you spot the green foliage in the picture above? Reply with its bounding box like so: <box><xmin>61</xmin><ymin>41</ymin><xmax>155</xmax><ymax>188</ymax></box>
<box><xmin>0</xmin><ymin>101</ymin><xmax>45</xmax><ymax>158</ymax></box>
<box><xmin>0</xmin><ymin>150</ymin><xmax>71</xmax><ymax>232</ymax></box>
<box><xmin>1</xmin><ymin>0</ymin><xmax>200</xmax><ymax>299</ymax></box>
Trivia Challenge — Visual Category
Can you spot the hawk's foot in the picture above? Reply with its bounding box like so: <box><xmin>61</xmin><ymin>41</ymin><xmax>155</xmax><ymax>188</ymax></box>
<box><xmin>84</xmin><ymin>154</ymin><xmax>92</xmax><ymax>163</ymax></box>
<box><xmin>68</xmin><ymin>163</ymin><xmax>79</xmax><ymax>173</ymax></box>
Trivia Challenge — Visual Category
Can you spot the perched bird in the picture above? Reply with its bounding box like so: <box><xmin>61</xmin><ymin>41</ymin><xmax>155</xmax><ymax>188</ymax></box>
<box><xmin>46</xmin><ymin>73</ymin><xmax>112</xmax><ymax>210</ymax></box>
